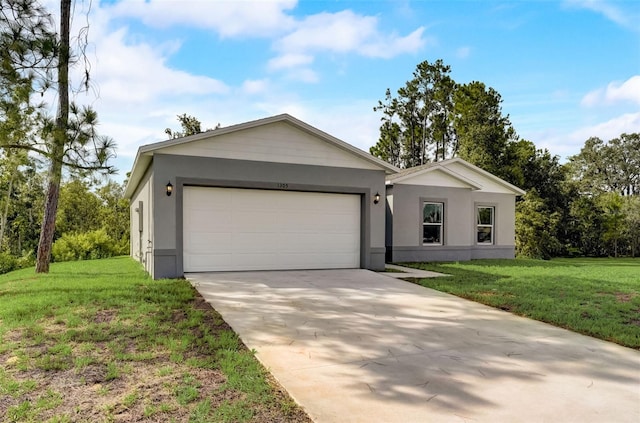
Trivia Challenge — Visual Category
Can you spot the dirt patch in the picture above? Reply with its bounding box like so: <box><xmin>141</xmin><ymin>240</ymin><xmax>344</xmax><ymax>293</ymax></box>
<box><xmin>626</xmin><ymin>319</ymin><xmax>640</xmax><ymax>327</ymax></box>
<box><xmin>615</xmin><ymin>292</ymin><xmax>637</xmax><ymax>303</ymax></box>
<box><xmin>94</xmin><ymin>309</ymin><xmax>118</xmax><ymax>324</ymax></box>
<box><xmin>1</xmin><ymin>290</ymin><xmax>312</xmax><ymax>423</ymax></box>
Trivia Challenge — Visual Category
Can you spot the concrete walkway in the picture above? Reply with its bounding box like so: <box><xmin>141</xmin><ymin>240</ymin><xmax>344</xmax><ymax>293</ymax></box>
<box><xmin>384</xmin><ymin>264</ymin><xmax>447</xmax><ymax>278</ymax></box>
<box><xmin>189</xmin><ymin>269</ymin><xmax>640</xmax><ymax>423</ymax></box>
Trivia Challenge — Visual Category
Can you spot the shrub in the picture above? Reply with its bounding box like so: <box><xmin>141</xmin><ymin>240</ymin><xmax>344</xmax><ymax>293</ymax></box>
<box><xmin>0</xmin><ymin>251</ymin><xmax>18</xmax><ymax>275</ymax></box>
<box><xmin>52</xmin><ymin>229</ymin><xmax>121</xmax><ymax>262</ymax></box>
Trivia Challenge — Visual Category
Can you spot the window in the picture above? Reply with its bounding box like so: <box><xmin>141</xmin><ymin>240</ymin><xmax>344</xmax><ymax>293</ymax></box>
<box><xmin>423</xmin><ymin>202</ymin><xmax>443</xmax><ymax>244</ymax></box>
<box><xmin>477</xmin><ymin>206</ymin><xmax>494</xmax><ymax>244</ymax></box>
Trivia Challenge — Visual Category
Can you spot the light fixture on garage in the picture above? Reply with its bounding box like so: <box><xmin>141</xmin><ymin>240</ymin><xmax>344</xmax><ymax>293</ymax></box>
<box><xmin>166</xmin><ymin>181</ymin><xmax>173</xmax><ymax>196</ymax></box>
<box><xmin>374</xmin><ymin>192</ymin><xmax>380</xmax><ymax>204</ymax></box>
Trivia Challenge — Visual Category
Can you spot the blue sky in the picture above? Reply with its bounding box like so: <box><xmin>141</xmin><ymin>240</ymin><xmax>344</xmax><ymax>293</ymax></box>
<box><xmin>49</xmin><ymin>0</ymin><xmax>639</xmax><ymax>179</ymax></box>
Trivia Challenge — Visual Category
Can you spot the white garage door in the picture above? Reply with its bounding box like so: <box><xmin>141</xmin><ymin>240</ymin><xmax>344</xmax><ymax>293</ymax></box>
<box><xmin>183</xmin><ymin>187</ymin><xmax>361</xmax><ymax>272</ymax></box>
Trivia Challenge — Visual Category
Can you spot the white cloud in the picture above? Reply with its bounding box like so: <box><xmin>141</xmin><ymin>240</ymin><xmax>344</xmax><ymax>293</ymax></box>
<box><xmin>570</xmin><ymin>112</ymin><xmax>640</xmax><ymax>142</ymax></box>
<box><xmin>267</xmin><ymin>53</ymin><xmax>314</xmax><ymax>71</ymax></box>
<box><xmin>32</xmin><ymin>1</ymin><xmax>424</xmax><ymax>179</ymax></box>
<box><xmin>92</xmin><ymin>28</ymin><xmax>228</xmax><ymax>104</ymax></box>
<box><xmin>285</xmin><ymin>68</ymin><xmax>319</xmax><ymax>83</ymax></box>
<box><xmin>275</xmin><ymin>10</ymin><xmax>426</xmax><ymax>59</ymax></box>
<box><xmin>456</xmin><ymin>46</ymin><xmax>471</xmax><ymax>59</ymax></box>
<box><xmin>532</xmin><ymin>112</ymin><xmax>640</xmax><ymax>160</ymax></box>
<box><xmin>564</xmin><ymin>0</ymin><xmax>638</xmax><ymax>32</ymax></box>
<box><xmin>581</xmin><ymin>75</ymin><xmax>640</xmax><ymax>107</ymax></box>
<box><xmin>241</xmin><ymin>79</ymin><xmax>270</xmax><ymax>95</ymax></box>
<box><xmin>107</xmin><ymin>0</ymin><xmax>297</xmax><ymax>37</ymax></box>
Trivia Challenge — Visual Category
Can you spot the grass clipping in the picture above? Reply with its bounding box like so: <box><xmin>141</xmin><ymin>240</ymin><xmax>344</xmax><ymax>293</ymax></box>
<box><xmin>0</xmin><ymin>257</ymin><xmax>311</xmax><ymax>422</ymax></box>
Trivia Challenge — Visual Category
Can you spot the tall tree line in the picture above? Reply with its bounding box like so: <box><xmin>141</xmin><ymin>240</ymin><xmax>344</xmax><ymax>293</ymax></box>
<box><xmin>1</xmin><ymin>0</ymin><xmax>116</xmax><ymax>273</ymax></box>
<box><xmin>372</xmin><ymin>59</ymin><xmax>640</xmax><ymax>259</ymax></box>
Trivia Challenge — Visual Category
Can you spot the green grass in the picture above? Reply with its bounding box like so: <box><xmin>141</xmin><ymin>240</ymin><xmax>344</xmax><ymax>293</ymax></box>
<box><xmin>0</xmin><ymin>257</ymin><xmax>310</xmax><ymax>422</ymax></box>
<box><xmin>402</xmin><ymin>258</ymin><xmax>640</xmax><ymax>349</ymax></box>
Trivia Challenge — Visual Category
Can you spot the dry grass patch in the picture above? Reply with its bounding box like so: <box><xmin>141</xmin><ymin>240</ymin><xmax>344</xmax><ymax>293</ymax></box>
<box><xmin>0</xmin><ymin>257</ymin><xmax>311</xmax><ymax>422</ymax></box>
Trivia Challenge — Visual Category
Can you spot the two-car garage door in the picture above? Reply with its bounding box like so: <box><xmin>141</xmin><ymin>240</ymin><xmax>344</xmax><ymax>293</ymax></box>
<box><xmin>183</xmin><ymin>187</ymin><xmax>361</xmax><ymax>272</ymax></box>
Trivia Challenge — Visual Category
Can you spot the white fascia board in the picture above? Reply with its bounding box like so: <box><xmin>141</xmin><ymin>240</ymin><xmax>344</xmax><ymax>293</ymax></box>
<box><xmin>442</xmin><ymin>157</ymin><xmax>526</xmax><ymax>195</ymax></box>
<box><xmin>123</xmin><ymin>151</ymin><xmax>152</xmax><ymax>199</ymax></box>
<box><xmin>387</xmin><ymin>164</ymin><xmax>483</xmax><ymax>190</ymax></box>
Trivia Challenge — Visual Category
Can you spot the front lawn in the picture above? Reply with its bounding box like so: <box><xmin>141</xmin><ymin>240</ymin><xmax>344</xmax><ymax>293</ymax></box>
<box><xmin>402</xmin><ymin>258</ymin><xmax>640</xmax><ymax>349</ymax></box>
<box><xmin>0</xmin><ymin>257</ymin><xmax>310</xmax><ymax>422</ymax></box>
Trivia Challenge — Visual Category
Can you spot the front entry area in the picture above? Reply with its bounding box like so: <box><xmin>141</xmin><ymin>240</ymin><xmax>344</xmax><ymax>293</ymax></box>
<box><xmin>183</xmin><ymin>186</ymin><xmax>361</xmax><ymax>272</ymax></box>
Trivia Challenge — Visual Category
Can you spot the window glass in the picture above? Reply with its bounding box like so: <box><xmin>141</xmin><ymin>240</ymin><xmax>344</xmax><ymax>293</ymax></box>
<box><xmin>423</xmin><ymin>202</ymin><xmax>443</xmax><ymax>244</ymax></box>
<box><xmin>423</xmin><ymin>203</ymin><xmax>442</xmax><ymax>223</ymax></box>
<box><xmin>423</xmin><ymin>225</ymin><xmax>441</xmax><ymax>244</ymax></box>
<box><xmin>477</xmin><ymin>207</ymin><xmax>493</xmax><ymax>225</ymax></box>
<box><xmin>477</xmin><ymin>206</ymin><xmax>494</xmax><ymax>244</ymax></box>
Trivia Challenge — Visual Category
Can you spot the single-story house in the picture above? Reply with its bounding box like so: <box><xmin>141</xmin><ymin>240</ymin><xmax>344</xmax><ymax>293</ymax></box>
<box><xmin>124</xmin><ymin>114</ymin><xmax>524</xmax><ymax>279</ymax></box>
<box><xmin>385</xmin><ymin>158</ymin><xmax>525</xmax><ymax>263</ymax></box>
<box><xmin>123</xmin><ymin>114</ymin><xmax>397</xmax><ymax>279</ymax></box>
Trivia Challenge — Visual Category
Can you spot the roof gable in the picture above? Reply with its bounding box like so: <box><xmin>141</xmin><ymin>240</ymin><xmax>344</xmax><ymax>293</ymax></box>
<box><xmin>155</xmin><ymin>120</ymin><xmax>382</xmax><ymax>171</ymax></box>
<box><xmin>125</xmin><ymin>114</ymin><xmax>399</xmax><ymax>198</ymax></box>
<box><xmin>386</xmin><ymin>158</ymin><xmax>525</xmax><ymax>195</ymax></box>
<box><xmin>387</xmin><ymin>164</ymin><xmax>482</xmax><ymax>190</ymax></box>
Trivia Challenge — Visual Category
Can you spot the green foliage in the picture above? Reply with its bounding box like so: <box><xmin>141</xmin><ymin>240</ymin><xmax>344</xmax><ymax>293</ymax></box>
<box><xmin>1</xmin><ymin>174</ymin><xmax>129</xmax><ymax>267</ymax></box>
<box><xmin>51</xmin><ymin>228</ymin><xmax>127</xmax><ymax>262</ymax></box>
<box><xmin>0</xmin><ymin>250</ymin><xmax>34</xmax><ymax>275</ymax></box>
<box><xmin>598</xmin><ymin>192</ymin><xmax>625</xmax><ymax>257</ymax></box>
<box><xmin>97</xmin><ymin>180</ymin><xmax>130</xmax><ymax>247</ymax></box>
<box><xmin>454</xmin><ymin>81</ymin><xmax>516</xmax><ymax>180</ymax></box>
<box><xmin>0</xmin><ymin>250</ymin><xmax>17</xmax><ymax>274</ymax></box>
<box><xmin>372</xmin><ymin>59</ymin><xmax>640</xmax><ymax>261</ymax></box>
<box><xmin>371</xmin><ymin>60</ymin><xmax>518</xmax><ymax>172</ymax></box>
<box><xmin>55</xmin><ymin>179</ymin><xmax>102</xmax><ymax>236</ymax></box>
<box><xmin>622</xmin><ymin>196</ymin><xmax>640</xmax><ymax>256</ymax></box>
<box><xmin>371</xmin><ymin>59</ymin><xmax>458</xmax><ymax>167</ymax></box>
<box><xmin>165</xmin><ymin>113</ymin><xmax>216</xmax><ymax>139</ymax></box>
<box><xmin>515</xmin><ymin>190</ymin><xmax>562</xmax><ymax>259</ymax></box>
<box><xmin>568</xmin><ymin>133</ymin><xmax>640</xmax><ymax>196</ymax></box>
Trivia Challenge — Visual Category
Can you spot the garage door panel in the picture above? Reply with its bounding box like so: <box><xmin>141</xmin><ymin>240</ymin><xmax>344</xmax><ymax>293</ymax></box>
<box><xmin>188</xmin><ymin>209</ymin><xmax>233</xmax><ymax>228</ymax></box>
<box><xmin>183</xmin><ymin>187</ymin><xmax>360</xmax><ymax>271</ymax></box>
<box><xmin>185</xmin><ymin>253</ymin><xmax>232</xmax><ymax>271</ymax></box>
<box><xmin>231</xmin><ymin>253</ymin><xmax>278</xmax><ymax>267</ymax></box>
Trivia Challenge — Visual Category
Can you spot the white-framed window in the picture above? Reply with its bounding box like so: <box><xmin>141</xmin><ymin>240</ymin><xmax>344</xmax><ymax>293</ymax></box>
<box><xmin>423</xmin><ymin>202</ymin><xmax>443</xmax><ymax>245</ymax></box>
<box><xmin>477</xmin><ymin>206</ymin><xmax>494</xmax><ymax>244</ymax></box>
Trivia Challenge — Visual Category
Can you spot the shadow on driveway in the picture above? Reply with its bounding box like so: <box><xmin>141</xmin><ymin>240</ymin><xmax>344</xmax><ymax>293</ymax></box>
<box><xmin>189</xmin><ymin>269</ymin><xmax>640</xmax><ymax>423</ymax></box>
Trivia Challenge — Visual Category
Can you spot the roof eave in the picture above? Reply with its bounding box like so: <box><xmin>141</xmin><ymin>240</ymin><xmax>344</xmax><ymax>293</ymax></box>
<box><xmin>124</xmin><ymin>114</ymin><xmax>401</xmax><ymax>197</ymax></box>
<box><xmin>123</xmin><ymin>151</ymin><xmax>152</xmax><ymax>199</ymax></box>
<box><xmin>385</xmin><ymin>164</ymin><xmax>482</xmax><ymax>190</ymax></box>
<box><xmin>445</xmin><ymin>157</ymin><xmax>526</xmax><ymax>195</ymax></box>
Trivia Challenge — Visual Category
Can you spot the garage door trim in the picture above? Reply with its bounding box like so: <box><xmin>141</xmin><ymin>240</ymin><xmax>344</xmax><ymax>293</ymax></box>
<box><xmin>175</xmin><ymin>177</ymin><xmax>373</xmax><ymax>274</ymax></box>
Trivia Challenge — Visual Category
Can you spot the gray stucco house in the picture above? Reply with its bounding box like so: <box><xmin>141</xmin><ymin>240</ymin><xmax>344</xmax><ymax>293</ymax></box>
<box><xmin>385</xmin><ymin>158</ymin><xmax>525</xmax><ymax>263</ymax></box>
<box><xmin>124</xmin><ymin>114</ymin><xmax>524</xmax><ymax>279</ymax></box>
<box><xmin>124</xmin><ymin>114</ymin><xmax>397</xmax><ymax>279</ymax></box>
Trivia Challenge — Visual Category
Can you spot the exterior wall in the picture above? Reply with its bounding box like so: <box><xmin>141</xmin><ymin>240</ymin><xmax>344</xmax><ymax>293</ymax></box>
<box><xmin>446</xmin><ymin>161</ymin><xmax>516</xmax><ymax>194</ymax></box>
<box><xmin>157</xmin><ymin>121</ymin><xmax>381</xmax><ymax>171</ymax></box>
<box><xmin>129</xmin><ymin>165</ymin><xmax>154</xmax><ymax>276</ymax></box>
<box><xmin>387</xmin><ymin>184</ymin><xmax>516</xmax><ymax>262</ymax></box>
<box><xmin>151</xmin><ymin>153</ymin><xmax>387</xmax><ymax>279</ymax></box>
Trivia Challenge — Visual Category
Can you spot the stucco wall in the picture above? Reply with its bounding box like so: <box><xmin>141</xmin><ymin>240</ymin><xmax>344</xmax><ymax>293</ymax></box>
<box><xmin>387</xmin><ymin>184</ymin><xmax>516</xmax><ymax>262</ymax></box>
<box><xmin>151</xmin><ymin>154</ymin><xmax>387</xmax><ymax>278</ymax></box>
<box><xmin>129</xmin><ymin>165</ymin><xmax>153</xmax><ymax>276</ymax></box>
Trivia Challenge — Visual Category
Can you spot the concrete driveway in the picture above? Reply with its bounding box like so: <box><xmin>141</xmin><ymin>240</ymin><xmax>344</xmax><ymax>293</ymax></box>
<box><xmin>188</xmin><ymin>269</ymin><xmax>640</xmax><ymax>423</ymax></box>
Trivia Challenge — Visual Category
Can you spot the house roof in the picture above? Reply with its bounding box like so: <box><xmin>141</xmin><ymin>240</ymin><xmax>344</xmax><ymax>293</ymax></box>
<box><xmin>124</xmin><ymin>114</ymin><xmax>400</xmax><ymax>199</ymax></box>
<box><xmin>386</xmin><ymin>157</ymin><xmax>526</xmax><ymax>195</ymax></box>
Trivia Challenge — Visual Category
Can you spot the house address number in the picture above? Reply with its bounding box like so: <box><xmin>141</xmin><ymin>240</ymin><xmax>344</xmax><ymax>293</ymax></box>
<box><xmin>277</xmin><ymin>183</ymin><xmax>289</xmax><ymax>189</ymax></box>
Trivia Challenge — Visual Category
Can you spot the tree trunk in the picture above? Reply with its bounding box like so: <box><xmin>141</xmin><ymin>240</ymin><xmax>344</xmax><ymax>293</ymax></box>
<box><xmin>0</xmin><ymin>172</ymin><xmax>15</xmax><ymax>251</ymax></box>
<box><xmin>35</xmin><ymin>0</ymin><xmax>70</xmax><ymax>273</ymax></box>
